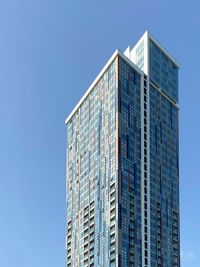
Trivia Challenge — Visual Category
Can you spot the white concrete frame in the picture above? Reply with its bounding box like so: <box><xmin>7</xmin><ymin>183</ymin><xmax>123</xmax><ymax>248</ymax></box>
<box><xmin>131</xmin><ymin>31</ymin><xmax>151</xmax><ymax>267</ymax></box>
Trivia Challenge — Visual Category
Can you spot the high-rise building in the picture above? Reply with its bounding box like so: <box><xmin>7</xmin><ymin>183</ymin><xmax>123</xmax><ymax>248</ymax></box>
<box><xmin>65</xmin><ymin>31</ymin><xmax>180</xmax><ymax>267</ymax></box>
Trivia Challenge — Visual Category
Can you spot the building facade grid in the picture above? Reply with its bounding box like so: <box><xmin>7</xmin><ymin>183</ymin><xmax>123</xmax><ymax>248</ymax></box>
<box><xmin>66</xmin><ymin>31</ymin><xmax>180</xmax><ymax>267</ymax></box>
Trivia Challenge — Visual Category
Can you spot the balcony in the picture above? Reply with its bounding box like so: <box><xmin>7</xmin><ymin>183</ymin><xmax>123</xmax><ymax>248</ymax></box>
<box><xmin>110</xmin><ymin>252</ymin><xmax>115</xmax><ymax>262</ymax></box>
<box><xmin>110</xmin><ymin>235</ymin><xmax>115</xmax><ymax>244</ymax></box>
<box><xmin>110</xmin><ymin>209</ymin><xmax>115</xmax><ymax>218</ymax></box>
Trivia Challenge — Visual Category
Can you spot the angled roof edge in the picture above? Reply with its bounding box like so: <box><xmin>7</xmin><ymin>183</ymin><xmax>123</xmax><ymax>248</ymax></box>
<box><xmin>65</xmin><ymin>49</ymin><xmax>143</xmax><ymax>125</ymax></box>
<box><xmin>148</xmin><ymin>31</ymin><xmax>180</xmax><ymax>69</ymax></box>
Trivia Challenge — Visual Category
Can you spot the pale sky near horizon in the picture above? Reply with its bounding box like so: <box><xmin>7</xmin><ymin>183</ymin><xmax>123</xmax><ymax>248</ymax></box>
<box><xmin>0</xmin><ymin>1</ymin><xmax>200</xmax><ymax>267</ymax></box>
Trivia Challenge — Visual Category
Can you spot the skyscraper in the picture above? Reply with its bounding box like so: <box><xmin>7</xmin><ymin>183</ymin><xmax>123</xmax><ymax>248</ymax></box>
<box><xmin>65</xmin><ymin>31</ymin><xmax>180</xmax><ymax>267</ymax></box>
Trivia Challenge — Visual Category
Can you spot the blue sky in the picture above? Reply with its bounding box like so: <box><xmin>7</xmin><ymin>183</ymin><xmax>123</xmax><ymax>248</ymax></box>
<box><xmin>0</xmin><ymin>1</ymin><xmax>200</xmax><ymax>266</ymax></box>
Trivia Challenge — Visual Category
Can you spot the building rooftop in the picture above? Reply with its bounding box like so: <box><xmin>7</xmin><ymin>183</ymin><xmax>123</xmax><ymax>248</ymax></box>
<box><xmin>65</xmin><ymin>31</ymin><xmax>179</xmax><ymax>125</ymax></box>
<box><xmin>65</xmin><ymin>49</ymin><xmax>143</xmax><ymax>125</ymax></box>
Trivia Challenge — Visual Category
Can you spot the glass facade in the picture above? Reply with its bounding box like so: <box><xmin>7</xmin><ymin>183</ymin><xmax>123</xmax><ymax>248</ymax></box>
<box><xmin>66</xmin><ymin>59</ymin><xmax>118</xmax><ymax>266</ymax></box>
<box><xmin>149</xmin><ymin>38</ymin><xmax>180</xmax><ymax>266</ymax></box>
<box><xmin>135</xmin><ymin>40</ymin><xmax>144</xmax><ymax>71</ymax></box>
<box><xmin>66</xmin><ymin>32</ymin><xmax>180</xmax><ymax>267</ymax></box>
<box><xmin>149</xmin><ymin>86</ymin><xmax>180</xmax><ymax>267</ymax></box>
<box><xmin>118</xmin><ymin>58</ymin><xmax>142</xmax><ymax>266</ymax></box>
<box><xmin>149</xmin><ymin>40</ymin><xmax>178</xmax><ymax>103</ymax></box>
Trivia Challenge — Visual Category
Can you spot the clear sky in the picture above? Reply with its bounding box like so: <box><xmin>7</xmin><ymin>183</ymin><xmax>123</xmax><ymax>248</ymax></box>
<box><xmin>0</xmin><ymin>1</ymin><xmax>199</xmax><ymax>266</ymax></box>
